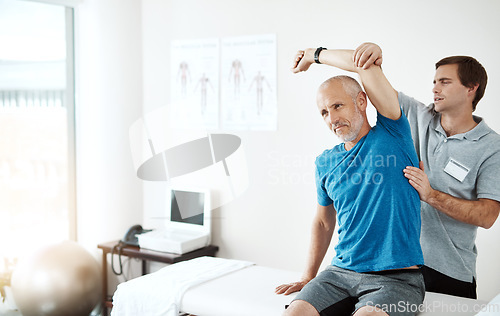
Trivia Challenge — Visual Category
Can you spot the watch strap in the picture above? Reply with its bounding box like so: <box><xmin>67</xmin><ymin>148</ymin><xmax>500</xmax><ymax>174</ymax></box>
<box><xmin>314</xmin><ymin>47</ymin><xmax>326</xmax><ymax>64</ymax></box>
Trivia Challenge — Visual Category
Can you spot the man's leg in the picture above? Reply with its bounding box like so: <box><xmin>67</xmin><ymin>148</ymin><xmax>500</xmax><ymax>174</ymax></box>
<box><xmin>283</xmin><ymin>300</ymin><xmax>319</xmax><ymax>316</ymax></box>
<box><xmin>284</xmin><ymin>298</ymin><xmax>359</xmax><ymax>316</ymax></box>
<box><xmin>353</xmin><ymin>305</ymin><xmax>389</xmax><ymax>316</ymax></box>
<box><xmin>286</xmin><ymin>266</ymin><xmax>358</xmax><ymax>316</ymax></box>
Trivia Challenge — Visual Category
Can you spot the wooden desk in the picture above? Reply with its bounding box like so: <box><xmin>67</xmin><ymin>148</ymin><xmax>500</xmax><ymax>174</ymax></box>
<box><xmin>98</xmin><ymin>241</ymin><xmax>218</xmax><ymax>315</ymax></box>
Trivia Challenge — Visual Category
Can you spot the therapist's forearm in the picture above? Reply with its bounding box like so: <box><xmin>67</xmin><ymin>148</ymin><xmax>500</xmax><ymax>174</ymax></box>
<box><xmin>426</xmin><ymin>190</ymin><xmax>500</xmax><ymax>229</ymax></box>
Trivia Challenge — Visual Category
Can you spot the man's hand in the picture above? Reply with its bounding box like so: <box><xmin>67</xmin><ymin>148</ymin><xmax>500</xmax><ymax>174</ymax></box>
<box><xmin>291</xmin><ymin>48</ymin><xmax>315</xmax><ymax>73</ymax></box>
<box><xmin>275</xmin><ymin>280</ymin><xmax>309</xmax><ymax>295</ymax></box>
<box><xmin>404</xmin><ymin>161</ymin><xmax>435</xmax><ymax>202</ymax></box>
<box><xmin>353</xmin><ymin>42</ymin><xmax>383</xmax><ymax>70</ymax></box>
<box><xmin>404</xmin><ymin>162</ymin><xmax>500</xmax><ymax>228</ymax></box>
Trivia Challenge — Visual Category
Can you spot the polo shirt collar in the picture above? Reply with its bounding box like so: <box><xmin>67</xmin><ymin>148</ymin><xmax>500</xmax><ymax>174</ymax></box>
<box><xmin>466</xmin><ymin>116</ymin><xmax>491</xmax><ymax>141</ymax></box>
<box><xmin>430</xmin><ymin>106</ymin><xmax>491</xmax><ymax>141</ymax></box>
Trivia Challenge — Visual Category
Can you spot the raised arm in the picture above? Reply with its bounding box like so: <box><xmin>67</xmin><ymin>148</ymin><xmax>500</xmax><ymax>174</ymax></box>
<box><xmin>292</xmin><ymin>44</ymin><xmax>400</xmax><ymax>120</ymax></box>
<box><xmin>275</xmin><ymin>203</ymin><xmax>336</xmax><ymax>295</ymax></box>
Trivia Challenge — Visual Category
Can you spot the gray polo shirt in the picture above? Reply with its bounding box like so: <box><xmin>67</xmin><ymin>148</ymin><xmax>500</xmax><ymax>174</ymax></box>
<box><xmin>399</xmin><ymin>92</ymin><xmax>500</xmax><ymax>282</ymax></box>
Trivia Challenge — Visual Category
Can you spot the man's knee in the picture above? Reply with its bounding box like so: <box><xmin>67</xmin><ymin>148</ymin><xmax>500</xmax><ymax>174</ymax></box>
<box><xmin>354</xmin><ymin>305</ymin><xmax>389</xmax><ymax>316</ymax></box>
<box><xmin>283</xmin><ymin>299</ymin><xmax>319</xmax><ymax>316</ymax></box>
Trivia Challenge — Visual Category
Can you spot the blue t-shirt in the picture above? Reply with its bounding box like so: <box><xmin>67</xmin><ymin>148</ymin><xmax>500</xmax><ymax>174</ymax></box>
<box><xmin>315</xmin><ymin>111</ymin><xmax>424</xmax><ymax>272</ymax></box>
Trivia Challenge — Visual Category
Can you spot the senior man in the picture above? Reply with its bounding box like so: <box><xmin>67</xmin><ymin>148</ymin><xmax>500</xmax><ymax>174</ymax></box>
<box><xmin>276</xmin><ymin>46</ymin><xmax>424</xmax><ymax>316</ymax></box>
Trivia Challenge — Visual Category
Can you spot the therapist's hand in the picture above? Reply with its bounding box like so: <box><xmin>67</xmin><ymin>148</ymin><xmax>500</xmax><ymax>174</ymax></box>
<box><xmin>404</xmin><ymin>161</ymin><xmax>435</xmax><ymax>203</ymax></box>
<box><xmin>275</xmin><ymin>280</ymin><xmax>308</xmax><ymax>295</ymax></box>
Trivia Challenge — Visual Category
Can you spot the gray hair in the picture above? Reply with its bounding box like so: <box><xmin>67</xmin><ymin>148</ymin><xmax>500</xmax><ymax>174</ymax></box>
<box><xmin>319</xmin><ymin>75</ymin><xmax>363</xmax><ymax>104</ymax></box>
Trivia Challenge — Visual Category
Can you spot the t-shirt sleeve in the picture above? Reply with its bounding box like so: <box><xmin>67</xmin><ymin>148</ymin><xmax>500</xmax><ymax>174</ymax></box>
<box><xmin>399</xmin><ymin>92</ymin><xmax>428</xmax><ymax>120</ymax></box>
<box><xmin>377</xmin><ymin>91</ymin><xmax>428</xmax><ymax>141</ymax></box>
<box><xmin>398</xmin><ymin>92</ymin><xmax>435</xmax><ymax>132</ymax></box>
<box><xmin>375</xmin><ymin>106</ymin><xmax>419</xmax><ymax>168</ymax></box>
<box><xmin>376</xmin><ymin>109</ymin><xmax>413</xmax><ymax>141</ymax></box>
<box><xmin>476</xmin><ymin>147</ymin><xmax>500</xmax><ymax>202</ymax></box>
<box><xmin>315</xmin><ymin>163</ymin><xmax>333</xmax><ymax>206</ymax></box>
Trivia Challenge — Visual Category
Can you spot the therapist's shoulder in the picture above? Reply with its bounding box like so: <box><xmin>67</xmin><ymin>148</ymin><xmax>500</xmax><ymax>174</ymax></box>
<box><xmin>398</xmin><ymin>91</ymin><xmax>435</xmax><ymax>124</ymax></box>
<box><xmin>481</xmin><ymin>126</ymin><xmax>500</xmax><ymax>154</ymax></box>
<box><xmin>477</xmin><ymin>118</ymin><xmax>500</xmax><ymax>140</ymax></box>
<box><xmin>398</xmin><ymin>91</ymin><xmax>427</xmax><ymax>111</ymax></box>
<box><xmin>469</xmin><ymin>121</ymin><xmax>500</xmax><ymax>174</ymax></box>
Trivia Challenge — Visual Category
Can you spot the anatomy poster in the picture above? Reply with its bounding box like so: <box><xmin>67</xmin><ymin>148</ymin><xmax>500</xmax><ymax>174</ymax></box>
<box><xmin>221</xmin><ymin>34</ymin><xmax>277</xmax><ymax>131</ymax></box>
<box><xmin>170</xmin><ymin>38</ymin><xmax>219</xmax><ymax>130</ymax></box>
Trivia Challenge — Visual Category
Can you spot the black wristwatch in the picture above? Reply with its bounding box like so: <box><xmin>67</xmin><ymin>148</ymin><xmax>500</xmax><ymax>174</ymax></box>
<box><xmin>314</xmin><ymin>47</ymin><xmax>327</xmax><ymax>64</ymax></box>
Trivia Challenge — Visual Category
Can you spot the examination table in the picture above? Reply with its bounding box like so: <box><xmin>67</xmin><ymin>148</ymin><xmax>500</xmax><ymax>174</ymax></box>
<box><xmin>111</xmin><ymin>257</ymin><xmax>491</xmax><ymax>316</ymax></box>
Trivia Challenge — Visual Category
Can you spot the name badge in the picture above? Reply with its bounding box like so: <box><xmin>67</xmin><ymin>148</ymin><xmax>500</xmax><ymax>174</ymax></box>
<box><xmin>443</xmin><ymin>158</ymin><xmax>470</xmax><ymax>182</ymax></box>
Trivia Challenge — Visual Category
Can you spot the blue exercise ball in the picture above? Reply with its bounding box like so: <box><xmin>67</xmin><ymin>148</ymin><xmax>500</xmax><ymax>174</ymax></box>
<box><xmin>11</xmin><ymin>241</ymin><xmax>101</xmax><ymax>316</ymax></box>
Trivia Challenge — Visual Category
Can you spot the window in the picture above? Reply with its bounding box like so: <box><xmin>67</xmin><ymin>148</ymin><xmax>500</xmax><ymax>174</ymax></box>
<box><xmin>0</xmin><ymin>0</ymin><xmax>76</xmax><ymax>271</ymax></box>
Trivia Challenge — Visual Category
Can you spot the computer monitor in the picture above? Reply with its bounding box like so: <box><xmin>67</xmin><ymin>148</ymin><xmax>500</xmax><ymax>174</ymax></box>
<box><xmin>166</xmin><ymin>185</ymin><xmax>211</xmax><ymax>234</ymax></box>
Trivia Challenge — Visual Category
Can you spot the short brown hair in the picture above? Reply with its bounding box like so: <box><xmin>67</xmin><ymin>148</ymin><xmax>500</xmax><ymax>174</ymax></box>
<box><xmin>435</xmin><ymin>56</ymin><xmax>487</xmax><ymax>111</ymax></box>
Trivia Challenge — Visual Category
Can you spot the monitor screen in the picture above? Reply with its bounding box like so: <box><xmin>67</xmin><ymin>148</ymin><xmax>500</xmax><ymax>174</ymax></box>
<box><xmin>170</xmin><ymin>189</ymin><xmax>204</xmax><ymax>226</ymax></box>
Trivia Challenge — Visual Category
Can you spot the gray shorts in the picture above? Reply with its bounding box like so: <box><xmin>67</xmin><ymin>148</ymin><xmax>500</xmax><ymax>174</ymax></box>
<box><xmin>293</xmin><ymin>265</ymin><xmax>425</xmax><ymax>316</ymax></box>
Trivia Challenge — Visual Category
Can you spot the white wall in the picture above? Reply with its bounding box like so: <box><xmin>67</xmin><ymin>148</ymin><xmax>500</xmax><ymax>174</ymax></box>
<box><xmin>72</xmin><ymin>0</ymin><xmax>500</xmax><ymax>301</ymax></box>
<box><xmin>75</xmin><ymin>0</ymin><xmax>143</xmax><ymax>255</ymax></box>
<box><xmin>140</xmin><ymin>0</ymin><xmax>500</xmax><ymax>301</ymax></box>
